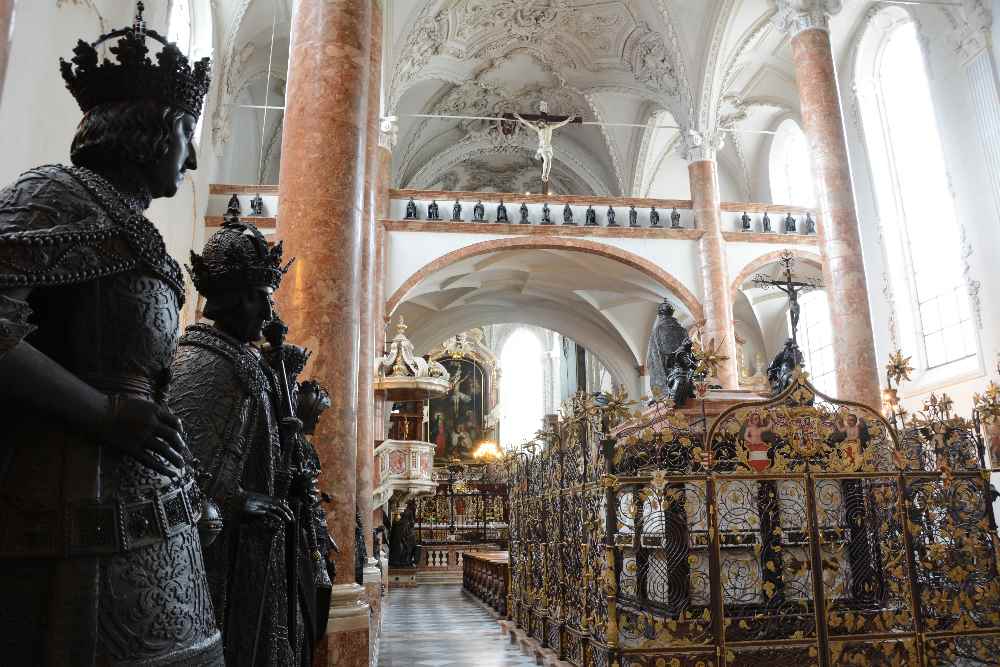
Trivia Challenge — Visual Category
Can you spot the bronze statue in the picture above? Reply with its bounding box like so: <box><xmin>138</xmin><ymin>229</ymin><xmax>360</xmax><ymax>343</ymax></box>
<box><xmin>0</xmin><ymin>5</ymin><xmax>221</xmax><ymax>664</ymax></box>
<box><xmin>405</xmin><ymin>197</ymin><xmax>418</xmax><ymax>220</ymax></box>
<box><xmin>585</xmin><ymin>205</ymin><xmax>597</xmax><ymax>226</ymax></box>
<box><xmin>452</xmin><ymin>200</ymin><xmax>462</xmax><ymax>221</ymax></box>
<box><xmin>250</xmin><ymin>192</ymin><xmax>264</xmax><ymax>216</ymax></box>
<box><xmin>804</xmin><ymin>212</ymin><xmax>816</xmax><ymax>234</ymax></box>
<box><xmin>784</xmin><ymin>212</ymin><xmax>797</xmax><ymax>233</ymax></box>
<box><xmin>473</xmin><ymin>200</ymin><xmax>485</xmax><ymax>221</ymax></box>
<box><xmin>428</xmin><ymin>200</ymin><xmax>440</xmax><ymax>220</ymax></box>
<box><xmin>741</xmin><ymin>211</ymin><xmax>752</xmax><ymax>232</ymax></box>
<box><xmin>649</xmin><ymin>206</ymin><xmax>661</xmax><ymax>227</ymax></box>
<box><xmin>670</xmin><ymin>207</ymin><xmax>681</xmax><ymax>228</ymax></box>
<box><xmin>227</xmin><ymin>193</ymin><xmax>242</xmax><ymax>216</ymax></box>
<box><xmin>767</xmin><ymin>339</ymin><xmax>804</xmax><ymax>396</ymax></box>
<box><xmin>629</xmin><ymin>205</ymin><xmax>638</xmax><ymax>227</ymax></box>
<box><xmin>389</xmin><ymin>501</ymin><xmax>419</xmax><ymax>567</ymax></box>
<box><xmin>762</xmin><ymin>211</ymin><xmax>772</xmax><ymax>232</ymax></box>
<box><xmin>497</xmin><ymin>200</ymin><xmax>509</xmax><ymax>223</ymax></box>
<box><xmin>519</xmin><ymin>202</ymin><xmax>530</xmax><ymax>224</ymax></box>
<box><xmin>563</xmin><ymin>203</ymin><xmax>575</xmax><ymax>225</ymax></box>
<box><xmin>665</xmin><ymin>338</ymin><xmax>698</xmax><ymax>405</ymax></box>
<box><xmin>167</xmin><ymin>219</ymin><xmax>306</xmax><ymax>666</ymax></box>
<box><xmin>542</xmin><ymin>203</ymin><xmax>552</xmax><ymax>225</ymax></box>
<box><xmin>646</xmin><ymin>300</ymin><xmax>689</xmax><ymax>397</ymax></box>
<box><xmin>607</xmin><ymin>206</ymin><xmax>617</xmax><ymax>226</ymax></box>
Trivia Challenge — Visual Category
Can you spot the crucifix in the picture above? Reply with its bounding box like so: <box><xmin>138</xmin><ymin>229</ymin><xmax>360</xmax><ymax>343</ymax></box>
<box><xmin>501</xmin><ymin>101</ymin><xmax>582</xmax><ymax>194</ymax></box>
<box><xmin>752</xmin><ymin>250</ymin><xmax>822</xmax><ymax>346</ymax></box>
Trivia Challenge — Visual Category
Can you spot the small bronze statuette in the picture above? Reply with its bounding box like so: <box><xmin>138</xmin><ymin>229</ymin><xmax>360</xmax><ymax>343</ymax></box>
<box><xmin>607</xmin><ymin>206</ymin><xmax>617</xmax><ymax>226</ymax></box>
<box><xmin>585</xmin><ymin>205</ymin><xmax>597</xmax><ymax>226</ymax></box>
<box><xmin>473</xmin><ymin>200</ymin><xmax>485</xmax><ymax>221</ymax></box>
<box><xmin>762</xmin><ymin>210</ymin><xmax>772</xmax><ymax>232</ymax></box>
<box><xmin>784</xmin><ymin>212</ymin><xmax>796</xmax><ymax>233</ymax></box>
<box><xmin>520</xmin><ymin>202</ymin><xmax>530</xmax><ymax>224</ymax></box>
<box><xmin>804</xmin><ymin>212</ymin><xmax>816</xmax><ymax>234</ymax></box>
<box><xmin>670</xmin><ymin>207</ymin><xmax>681</xmax><ymax>228</ymax></box>
<box><xmin>741</xmin><ymin>211</ymin><xmax>752</xmax><ymax>232</ymax></box>
<box><xmin>497</xmin><ymin>200</ymin><xmax>509</xmax><ymax>223</ymax></box>
<box><xmin>427</xmin><ymin>200</ymin><xmax>440</xmax><ymax>220</ymax></box>
<box><xmin>541</xmin><ymin>203</ymin><xmax>552</xmax><ymax>225</ymax></box>
<box><xmin>250</xmin><ymin>192</ymin><xmax>264</xmax><ymax>216</ymax></box>
<box><xmin>629</xmin><ymin>205</ymin><xmax>638</xmax><ymax>227</ymax></box>
<box><xmin>649</xmin><ymin>206</ymin><xmax>660</xmax><ymax>227</ymax></box>
<box><xmin>451</xmin><ymin>200</ymin><xmax>462</xmax><ymax>221</ymax></box>
<box><xmin>646</xmin><ymin>300</ymin><xmax>689</xmax><ymax>397</ymax></box>
<box><xmin>227</xmin><ymin>193</ymin><xmax>242</xmax><ymax>216</ymax></box>
<box><xmin>767</xmin><ymin>338</ymin><xmax>804</xmax><ymax>395</ymax></box>
<box><xmin>563</xmin><ymin>203</ymin><xmax>575</xmax><ymax>225</ymax></box>
<box><xmin>404</xmin><ymin>197</ymin><xmax>418</xmax><ymax>220</ymax></box>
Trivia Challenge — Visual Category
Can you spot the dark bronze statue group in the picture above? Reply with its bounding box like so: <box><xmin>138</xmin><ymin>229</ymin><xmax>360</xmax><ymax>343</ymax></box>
<box><xmin>0</xmin><ymin>6</ymin><xmax>342</xmax><ymax>666</ymax></box>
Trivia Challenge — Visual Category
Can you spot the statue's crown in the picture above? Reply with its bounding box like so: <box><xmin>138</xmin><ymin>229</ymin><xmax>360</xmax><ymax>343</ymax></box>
<box><xmin>60</xmin><ymin>2</ymin><xmax>211</xmax><ymax>117</ymax></box>
<box><xmin>188</xmin><ymin>217</ymin><xmax>292</xmax><ymax>295</ymax></box>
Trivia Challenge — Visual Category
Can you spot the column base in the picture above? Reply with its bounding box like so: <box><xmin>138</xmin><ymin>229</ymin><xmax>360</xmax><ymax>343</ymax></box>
<box><xmin>315</xmin><ymin>583</ymin><xmax>370</xmax><ymax>667</ymax></box>
<box><xmin>363</xmin><ymin>559</ymin><xmax>383</xmax><ymax>667</ymax></box>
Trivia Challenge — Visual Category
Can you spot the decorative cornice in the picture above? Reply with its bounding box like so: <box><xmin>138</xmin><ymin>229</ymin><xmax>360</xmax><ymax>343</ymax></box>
<box><xmin>680</xmin><ymin>129</ymin><xmax>726</xmax><ymax>163</ymax></box>
<box><xmin>771</xmin><ymin>0</ymin><xmax>843</xmax><ymax>37</ymax></box>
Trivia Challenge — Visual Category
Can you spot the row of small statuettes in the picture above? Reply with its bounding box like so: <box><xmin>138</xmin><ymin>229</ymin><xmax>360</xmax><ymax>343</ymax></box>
<box><xmin>403</xmin><ymin>197</ymin><xmax>817</xmax><ymax>233</ymax></box>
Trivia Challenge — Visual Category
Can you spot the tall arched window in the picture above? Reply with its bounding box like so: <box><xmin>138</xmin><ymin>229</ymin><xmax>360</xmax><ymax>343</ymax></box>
<box><xmin>770</xmin><ymin>119</ymin><xmax>816</xmax><ymax>207</ymax></box>
<box><xmin>857</xmin><ymin>12</ymin><xmax>976</xmax><ymax>371</ymax></box>
<box><xmin>499</xmin><ymin>328</ymin><xmax>544</xmax><ymax>449</ymax></box>
<box><xmin>167</xmin><ymin>0</ymin><xmax>192</xmax><ymax>56</ymax></box>
<box><xmin>795</xmin><ymin>291</ymin><xmax>836</xmax><ymax>396</ymax></box>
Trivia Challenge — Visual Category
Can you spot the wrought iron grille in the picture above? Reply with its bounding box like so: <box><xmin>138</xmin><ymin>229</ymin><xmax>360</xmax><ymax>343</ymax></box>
<box><xmin>506</xmin><ymin>373</ymin><xmax>1000</xmax><ymax>667</ymax></box>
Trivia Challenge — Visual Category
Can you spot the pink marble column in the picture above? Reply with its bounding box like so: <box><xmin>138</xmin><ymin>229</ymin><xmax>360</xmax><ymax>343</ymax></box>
<box><xmin>688</xmin><ymin>156</ymin><xmax>739</xmax><ymax>388</ymax></box>
<box><xmin>276</xmin><ymin>0</ymin><xmax>371</xmax><ymax>596</ymax></box>
<box><xmin>356</xmin><ymin>0</ymin><xmax>381</xmax><ymax>564</ymax></box>
<box><xmin>791</xmin><ymin>26</ymin><xmax>880</xmax><ymax>408</ymax></box>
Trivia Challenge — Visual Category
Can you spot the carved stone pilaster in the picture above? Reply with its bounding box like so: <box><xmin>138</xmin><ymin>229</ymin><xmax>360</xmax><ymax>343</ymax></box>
<box><xmin>680</xmin><ymin>128</ymin><xmax>725</xmax><ymax>163</ymax></box>
<box><xmin>950</xmin><ymin>0</ymin><xmax>992</xmax><ymax>61</ymax></box>
<box><xmin>771</xmin><ymin>0</ymin><xmax>844</xmax><ymax>36</ymax></box>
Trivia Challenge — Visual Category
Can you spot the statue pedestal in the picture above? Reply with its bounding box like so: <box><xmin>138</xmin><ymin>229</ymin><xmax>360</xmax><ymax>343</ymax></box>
<box><xmin>363</xmin><ymin>559</ymin><xmax>383</xmax><ymax>667</ymax></box>
<box><xmin>613</xmin><ymin>388</ymin><xmax>768</xmax><ymax>438</ymax></box>
<box><xmin>315</xmin><ymin>583</ymin><xmax>370</xmax><ymax>667</ymax></box>
<box><xmin>387</xmin><ymin>566</ymin><xmax>418</xmax><ymax>588</ymax></box>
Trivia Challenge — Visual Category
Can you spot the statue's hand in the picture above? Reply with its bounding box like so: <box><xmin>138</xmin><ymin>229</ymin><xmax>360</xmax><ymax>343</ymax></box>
<box><xmin>98</xmin><ymin>395</ymin><xmax>192</xmax><ymax>479</ymax></box>
<box><xmin>241</xmin><ymin>491</ymin><xmax>294</xmax><ymax>527</ymax></box>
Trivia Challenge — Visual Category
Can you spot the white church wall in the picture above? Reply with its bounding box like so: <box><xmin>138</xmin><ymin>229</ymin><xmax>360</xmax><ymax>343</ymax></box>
<box><xmin>0</xmin><ymin>0</ymin><xmax>220</xmax><ymax>326</ymax></box>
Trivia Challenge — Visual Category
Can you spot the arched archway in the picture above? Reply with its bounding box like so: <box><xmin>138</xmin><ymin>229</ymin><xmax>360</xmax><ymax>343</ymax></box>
<box><xmin>729</xmin><ymin>248</ymin><xmax>823</xmax><ymax>298</ymax></box>
<box><xmin>385</xmin><ymin>236</ymin><xmax>704</xmax><ymax>324</ymax></box>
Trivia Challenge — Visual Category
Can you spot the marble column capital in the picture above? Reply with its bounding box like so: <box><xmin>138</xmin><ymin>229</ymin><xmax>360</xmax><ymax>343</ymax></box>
<box><xmin>771</xmin><ymin>0</ymin><xmax>843</xmax><ymax>36</ymax></box>
<box><xmin>379</xmin><ymin>116</ymin><xmax>398</xmax><ymax>149</ymax></box>
<box><xmin>680</xmin><ymin>128</ymin><xmax>726</xmax><ymax>163</ymax></box>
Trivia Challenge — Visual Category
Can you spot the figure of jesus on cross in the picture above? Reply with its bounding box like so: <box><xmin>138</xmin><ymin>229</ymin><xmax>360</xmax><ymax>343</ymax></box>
<box><xmin>752</xmin><ymin>250</ymin><xmax>822</xmax><ymax>346</ymax></box>
<box><xmin>503</xmin><ymin>101</ymin><xmax>582</xmax><ymax>193</ymax></box>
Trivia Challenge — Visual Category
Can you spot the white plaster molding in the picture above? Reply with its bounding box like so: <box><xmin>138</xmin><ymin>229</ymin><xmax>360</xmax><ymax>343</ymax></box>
<box><xmin>960</xmin><ymin>225</ymin><xmax>984</xmax><ymax>330</ymax></box>
<box><xmin>771</xmin><ymin>0</ymin><xmax>843</xmax><ymax>36</ymax></box>
<box><xmin>949</xmin><ymin>0</ymin><xmax>992</xmax><ymax>61</ymax></box>
<box><xmin>680</xmin><ymin>128</ymin><xmax>726</xmax><ymax>163</ymax></box>
<box><xmin>379</xmin><ymin>116</ymin><xmax>398</xmax><ymax>149</ymax></box>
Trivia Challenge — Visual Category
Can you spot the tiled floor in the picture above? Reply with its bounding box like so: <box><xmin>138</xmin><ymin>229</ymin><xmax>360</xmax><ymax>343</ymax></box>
<box><xmin>377</xmin><ymin>584</ymin><xmax>536</xmax><ymax>667</ymax></box>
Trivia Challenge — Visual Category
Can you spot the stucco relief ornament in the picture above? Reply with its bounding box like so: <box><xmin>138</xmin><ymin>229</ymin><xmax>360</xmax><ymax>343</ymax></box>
<box><xmin>770</xmin><ymin>0</ymin><xmax>844</xmax><ymax>35</ymax></box>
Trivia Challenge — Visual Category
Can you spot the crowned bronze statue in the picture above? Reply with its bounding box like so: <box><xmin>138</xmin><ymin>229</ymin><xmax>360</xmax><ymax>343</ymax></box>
<box><xmin>0</xmin><ymin>4</ymin><xmax>221</xmax><ymax>664</ymax></box>
<box><xmin>427</xmin><ymin>199</ymin><xmax>439</xmax><ymax>220</ymax></box>
<box><xmin>784</xmin><ymin>212</ymin><xmax>797</xmax><ymax>233</ymax></box>
<box><xmin>646</xmin><ymin>300</ymin><xmax>689</xmax><ymax>397</ymax></box>
<box><xmin>167</xmin><ymin>219</ymin><xmax>306</xmax><ymax>666</ymax></box>
<box><xmin>227</xmin><ymin>193</ymin><xmax>242</xmax><ymax>217</ymax></box>
<box><xmin>741</xmin><ymin>211</ymin><xmax>752</xmax><ymax>232</ymax></box>
<box><xmin>250</xmin><ymin>192</ymin><xmax>265</xmax><ymax>216</ymax></box>
<box><xmin>649</xmin><ymin>206</ymin><xmax>661</xmax><ymax>227</ymax></box>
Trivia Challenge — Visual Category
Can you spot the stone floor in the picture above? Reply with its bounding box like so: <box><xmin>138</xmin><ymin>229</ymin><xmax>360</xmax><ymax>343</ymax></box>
<box><xmin>377</xmin><ymin>584</ymin><xmax>536</xmax><ymax>666</ymax></box>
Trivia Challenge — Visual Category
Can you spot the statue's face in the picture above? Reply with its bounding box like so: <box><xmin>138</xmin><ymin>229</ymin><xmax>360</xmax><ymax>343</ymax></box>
<box><xmin>145</xmin><ymin>112</ymin><xmax>198</xmax><ymax>199</ymax></box>
<box><xmin>214</xmin><ymin>287</ymin><xmax>274</xmax><ymax>343</ymax></box>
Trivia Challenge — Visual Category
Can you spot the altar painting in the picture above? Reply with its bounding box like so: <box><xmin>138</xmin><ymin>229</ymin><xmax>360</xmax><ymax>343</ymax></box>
<box><xmin>429</xmin><ymin>358</ymin><xmax>489</xmax><ymax>463</ymax></box>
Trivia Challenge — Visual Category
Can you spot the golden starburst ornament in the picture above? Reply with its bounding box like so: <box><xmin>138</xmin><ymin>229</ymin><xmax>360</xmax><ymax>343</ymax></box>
<box><xmin>693</xmin><ymin>337</ymin><xmax>729</xmax><ymax>378</ymax></box>
<box><xmin>886</xmin><ymin>350</ymin><xmax>913</xmax><ymax>385</ymax></box>
<box><xmin>974</xmin><ymin>381</ymin><xmax>1000</xmax><ymax>424</ymax></box>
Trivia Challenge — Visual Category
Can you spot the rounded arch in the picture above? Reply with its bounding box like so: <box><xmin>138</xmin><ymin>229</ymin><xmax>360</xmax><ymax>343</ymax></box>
<box><xmin>385</xmin><ymin>236</ymin><xmax>705</xmax><ymax>325</ymax></box>
<box><xmin>729</xmin><ymin>249</ymin><xmax>824</xmax><ymax>298</ymax></box>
